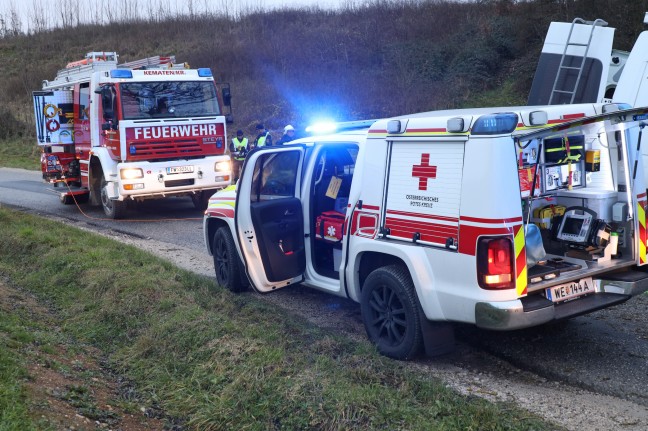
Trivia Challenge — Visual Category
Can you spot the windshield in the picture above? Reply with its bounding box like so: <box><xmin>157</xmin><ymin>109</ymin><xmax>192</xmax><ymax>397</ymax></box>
<box><xmin>120</xmin><ymin>81</ymin><xmax>221</xmax><ymax>120</ymax></box>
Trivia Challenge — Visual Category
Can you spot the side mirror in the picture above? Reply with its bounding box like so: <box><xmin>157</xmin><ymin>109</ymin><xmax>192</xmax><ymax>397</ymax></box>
<box><xmin>226</xmin><ymin>114</ymin><xmax>234</xmax><ymax>124</ymax></box>
<box><xmin>222</xmin><ymin>87</ymin><xmax>231</xmax><ymax>106</ymax></box>
<box><xmin>100</xmin><ymin>85</ymin><xmax>118</xmax><ymax>130</ymax></box>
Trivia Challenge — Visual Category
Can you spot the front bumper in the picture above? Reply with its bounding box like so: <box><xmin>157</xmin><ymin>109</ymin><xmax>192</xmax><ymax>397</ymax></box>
<box><xmin>115</xmin><ymin>158</ymin><xmax>231</xmax><ymax>200</ymax></box>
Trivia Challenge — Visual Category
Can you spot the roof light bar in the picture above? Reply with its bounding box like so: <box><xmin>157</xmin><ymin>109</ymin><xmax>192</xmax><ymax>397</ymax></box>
<box><xmin>110</xmin><ymin>69</ymin><xmax>133</xmax><ymax>79</ymax></box>
<box><xmin>472</xmin><ymin>113</ymin><xmax>518</xmax><ymax>135</ymax></box>
<box><xmin>305</xmin><ymin>121</ymin><xmax>337</xmax><ymax>135</ymax></box>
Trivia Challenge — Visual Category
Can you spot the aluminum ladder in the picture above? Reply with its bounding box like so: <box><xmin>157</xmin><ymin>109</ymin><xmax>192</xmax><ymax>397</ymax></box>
<box><xmin>118</xmin><ymin>55</ymin><xmax>177</xmax><ymax>70</ymax></box>
<box><xmin>548</xmin><ymin>17</ymin><xmax>608</xmax><ymax>104</ymax></box>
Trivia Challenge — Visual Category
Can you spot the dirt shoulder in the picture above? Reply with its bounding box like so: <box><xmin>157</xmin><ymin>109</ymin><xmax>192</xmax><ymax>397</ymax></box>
<box><xmin>0</xmin><ymin>278</ymin><xmax>169</xmax><ymax>431</ymax></box>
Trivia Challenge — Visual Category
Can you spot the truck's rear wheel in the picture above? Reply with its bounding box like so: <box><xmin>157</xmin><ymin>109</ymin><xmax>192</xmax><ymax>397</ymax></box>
<box><xmin>213</xmin><ymin>227</ymin><xmax>248</xmax><ymax>292</ymax></box>
<box><xmin>60</xmin><ymin>194</ymin><xmax>74</xmax><ymax>205</ymax></box>
<box><xmin>101</xmin><ymin>176</ymin><xmax>126</xmax><ymax>219</ymax></box>
<box><xmin>360</xmin><ymin>265</ymin><xmax>423</xmax><ymax>360</ymax></box>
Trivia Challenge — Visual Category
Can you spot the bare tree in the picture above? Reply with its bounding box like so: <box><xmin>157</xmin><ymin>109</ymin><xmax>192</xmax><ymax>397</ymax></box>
<box><xmin>27</xmin><ymin>0</ymin><xmax>49</xmax><ymax>33</ymax></box>
<box><xmin>8</xmin><ymin>1</ymin><xmax>22</xmax><ymax>35</ymax></box>
<box><xmin>119</xmin><ymin>0</ymin><xmax>140</xmax><ymax>23</ymax></box>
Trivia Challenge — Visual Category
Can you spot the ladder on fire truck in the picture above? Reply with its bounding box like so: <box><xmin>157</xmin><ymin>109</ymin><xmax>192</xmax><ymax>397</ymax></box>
<box><xmin>47</xmin><ymin>52</ymin><xmax>119</xmax><ymax>87</ymax></box>
<box><xmin>548</xmin><ymin>17</ymin><xmax>608</xmax><ymax>105</ymax></box>
<box><xmin>117</xmin><ymin>55</ymin><xmax>179</xmax><ymax>70</ymax></box>
<box><xmin>45</xmin><ymin>52</ymin><xmax>184</xmax><ymax>88</ymax></box>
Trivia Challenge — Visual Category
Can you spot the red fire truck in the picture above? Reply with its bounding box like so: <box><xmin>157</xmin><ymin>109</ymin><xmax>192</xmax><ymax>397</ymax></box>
<box><xmin>33</xmin><ymin>52</ymin><xmax>232</xmax><ymax>218</ymax></box>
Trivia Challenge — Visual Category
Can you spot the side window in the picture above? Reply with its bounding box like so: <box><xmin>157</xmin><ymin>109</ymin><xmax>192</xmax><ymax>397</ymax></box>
<box><xmin>251</xmin><ymin>151</ymin><xmax>300</xmax><ymax>202</ymax></box>
<box><xmin>78</xmin><ymin>83</ymin><xmax>90</xmax><ymax>120</ymax></box>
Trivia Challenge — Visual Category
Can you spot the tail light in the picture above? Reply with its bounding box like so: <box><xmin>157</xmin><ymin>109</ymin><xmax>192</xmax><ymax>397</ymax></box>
<box><xmin>477</xmin><ymin>236</ymin><xmax>515</xmax><ymax>290</ymax></box>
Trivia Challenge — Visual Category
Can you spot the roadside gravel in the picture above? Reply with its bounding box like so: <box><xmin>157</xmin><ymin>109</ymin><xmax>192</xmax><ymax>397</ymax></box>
<box><xmin>54</xmin><ymin>221</ymin><xmax>648</xmax><ymax>431</ymax></box>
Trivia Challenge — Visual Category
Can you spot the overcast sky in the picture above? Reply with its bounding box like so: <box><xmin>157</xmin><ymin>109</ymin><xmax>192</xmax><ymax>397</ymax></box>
<box><xmin>0</xmin><ymin>0</ymin><xmax>350</xmax><ymax>32</ymax></box>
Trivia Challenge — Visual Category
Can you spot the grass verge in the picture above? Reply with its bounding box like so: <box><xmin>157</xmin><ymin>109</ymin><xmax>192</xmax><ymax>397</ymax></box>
<box><xmin>0</xmin><ymin>308</ymin><xmax>45</xmax><ymax>430</ymax></box>
<box><xmin>0</xmin><ymin>138</ymin><xmax>41</xmax><ymax>170</ymax></box>
<box><xmin>0</xmin><ymin>207</ymin><xmax>557</xmax><ymax>430</ymax></box>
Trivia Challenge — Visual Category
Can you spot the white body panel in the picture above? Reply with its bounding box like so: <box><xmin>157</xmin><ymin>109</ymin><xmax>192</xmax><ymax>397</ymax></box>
<box><xmin>613</xmin><ymin>31</ymin><xmax>648</xmax><ymax>108</ymax></box>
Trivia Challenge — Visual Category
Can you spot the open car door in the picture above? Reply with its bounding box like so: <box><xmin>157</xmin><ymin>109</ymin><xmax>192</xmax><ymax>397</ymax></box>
<box><xmin>235</xmin><ymin>146</ymin><xmax>307</xmax><ymax>292</ymax></box>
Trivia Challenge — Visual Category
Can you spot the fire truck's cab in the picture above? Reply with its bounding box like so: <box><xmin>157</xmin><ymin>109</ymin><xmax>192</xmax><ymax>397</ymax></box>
<box><xmin>204</xmin><ymin>104</ymin><xmax>648</xmax><ymax>359</ymax></box>
<box><xmin>33</xmin><ymin>52</ymin><xmax>233</xmax><ymax>218</ymax></box>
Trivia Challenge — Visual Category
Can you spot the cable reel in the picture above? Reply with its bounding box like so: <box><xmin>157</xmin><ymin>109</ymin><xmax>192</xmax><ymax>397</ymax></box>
<box><xmin>44</xmin><ymin>104</ymin><xmax>61</xmax><ymax>119</ymax></box>
<box><xmin>46</xmin><ymin>119</ymin><xmax>60</xmax><ymax>132</ymax></box>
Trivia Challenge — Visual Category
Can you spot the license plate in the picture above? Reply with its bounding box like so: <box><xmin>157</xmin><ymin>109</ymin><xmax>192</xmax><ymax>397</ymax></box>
<box><xmin>166</xmin><ymin>165</ymin><xmax>194</xmax><ymax>174</ymax></box>
<box><xmin>545</xmin><ymin>277</ymin><xmax>594</xmax><ymax>303</ymax></box>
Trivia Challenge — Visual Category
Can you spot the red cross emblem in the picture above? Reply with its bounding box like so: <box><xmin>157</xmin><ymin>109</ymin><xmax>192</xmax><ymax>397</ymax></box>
<box><xmin>412</xmin><ymin>154</ymin><xmax>437</xmax><ymax>191</ymax></box>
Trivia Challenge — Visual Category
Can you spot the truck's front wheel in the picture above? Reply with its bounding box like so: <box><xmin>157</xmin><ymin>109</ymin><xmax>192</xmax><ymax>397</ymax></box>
<box><xmin>360</xmin><ymin>265</ymin><xmax>423</xmax><ymax>360</ymax></box>
<box><xmin>213</xmin><ymin>227</ymin><xmax>247</xmax><ymax>292</ymax></box>
<box><xmin>101</xmin><ymin>176</ymin><xmax>126</xmax><ymax>219</ymax></box>
<box><xmin>191</xmin><ymin>190</ymin><xmax>213</xmax><ymax>211</ymax></box>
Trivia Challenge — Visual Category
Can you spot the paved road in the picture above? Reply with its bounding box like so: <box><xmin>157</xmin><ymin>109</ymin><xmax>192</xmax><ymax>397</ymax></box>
<box><xmin>2</xmin><ymin>167</ymin><xmax>648</xmax><ymax>427</ymax></box>
<box><xmin>0</xmin><ymin>167</ymin><xmax>206</xmax><ymax>251</ymax></box>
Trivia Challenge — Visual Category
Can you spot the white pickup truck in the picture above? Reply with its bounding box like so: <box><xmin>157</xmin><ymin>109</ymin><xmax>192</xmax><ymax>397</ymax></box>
<box><xmin>204</xmin><ymin>104</ymin><xmax>648</xmax><ymax>359</ymax></box>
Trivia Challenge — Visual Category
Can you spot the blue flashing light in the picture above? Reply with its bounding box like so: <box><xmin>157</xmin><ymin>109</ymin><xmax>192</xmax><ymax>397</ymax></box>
<box><xmin>129</xmin><ymin>145</ymin><xmax>136</xmax><ymax>155</ymax></box>
<box><xmin>305</xmin><ymin>121</ymin><xmax>337</xmax><ymax>135</ymax></box>
<box><xmin>198</xmin><ymin>68</ymin><xmax>213</xmax><ymax>77</ymax></box>
<box><xmin>633</xmin><ymin>114</ymin><xmax>648</xmax><ymax>121</ymax></box>
<box><xmin>471</xmin><ymin>113</ymin><xmax>519</xmax><ymax>135</ymax></box>
<box><xmin>110</xmin><ymin>69</ymin><xmax>133</xmax><ymax>79</ymax></box>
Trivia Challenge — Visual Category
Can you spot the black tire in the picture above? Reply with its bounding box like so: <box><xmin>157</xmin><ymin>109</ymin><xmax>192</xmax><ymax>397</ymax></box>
<box><xmin>101</xmin><ymin>176</ymin><xmax>127</xmax><ymax>219</ymax></box>
<box><xmin>75</xmin><ymin>193</ymin><xmax>90</xmax><ymax>204</ymax></box>
<box><xmin>191</xmin><ymin>191</ymin><xmax>212</xmax><ymax>211</ymax></box>
<box><xmin>60</xmin><ymin>194</ymin><xmax>74</xmax><ymax>205</ymax></box>
<box><xmin>212</xmin><ymin>227</ymin><xmax>248</xmax><ymax>293</ymax></box>
<box><xmin>360</xmin><ymin>265</ymin><xmax>423</xmax><ymax>360</ymax></box>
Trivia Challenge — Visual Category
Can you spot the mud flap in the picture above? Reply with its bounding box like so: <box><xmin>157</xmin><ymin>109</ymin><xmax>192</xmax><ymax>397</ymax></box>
<box><xmin>420</xmin><ymin>315</ymin><xmax>455</xmax><ymax>357</ymax></box>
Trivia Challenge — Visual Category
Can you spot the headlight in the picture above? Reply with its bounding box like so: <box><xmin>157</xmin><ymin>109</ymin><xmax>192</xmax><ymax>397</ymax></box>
<box><xmin>120</xmin><ymin>168</ymin><xmax>144</xmax><ymax>180</ymax></box>
<box><xmin>214</xmin><ymin>160</ymin><xmax>231</xmax><ymax>173</ymax></box>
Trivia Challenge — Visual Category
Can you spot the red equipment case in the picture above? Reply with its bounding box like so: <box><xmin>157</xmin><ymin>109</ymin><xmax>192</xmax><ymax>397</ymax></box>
<box><xmin>315</xmin><ymin>211</ymin><xmax>345</xmax><ymax>243</ymax></box>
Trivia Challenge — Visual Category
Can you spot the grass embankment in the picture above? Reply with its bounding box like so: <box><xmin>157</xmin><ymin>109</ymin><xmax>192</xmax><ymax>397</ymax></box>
<box><xmin>0</xmin><ymin>207</ymin><xmax>555</xmax><ymax>430</ymax></box>
<box><xmin>0</xmin><ymin>138</ymin><xmax>40</xmax><ymax>170</ymax></box>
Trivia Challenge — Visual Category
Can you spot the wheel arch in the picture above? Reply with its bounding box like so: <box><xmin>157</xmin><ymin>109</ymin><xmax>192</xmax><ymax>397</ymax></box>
<box><xmin>205</xmin><ymin>216</ymin><xmax>233</xmax><ymax>256</ymax></box>
<box><xmin>352</xmin><ymin>246</ymin><xmax>445</xmax><ymax>321</ymax></box>
<box><xmin>357</xmin><ymin>251</ymin><xmax>408</xmax><ymax>291</ymax></box>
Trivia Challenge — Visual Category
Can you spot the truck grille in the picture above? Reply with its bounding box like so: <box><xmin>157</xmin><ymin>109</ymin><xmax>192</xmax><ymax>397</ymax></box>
<box><xmin>128</xmin><ymin>139</ymin><xmax>203</xmax><ymax>161</ymax></box>
<box><xmin>165</xmin><ymin>179</ymin><xmax>195</xmax><ymax>188</ymax></box>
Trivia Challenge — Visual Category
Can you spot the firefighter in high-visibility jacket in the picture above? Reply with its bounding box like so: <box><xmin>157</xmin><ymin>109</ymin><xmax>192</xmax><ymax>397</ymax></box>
<box><xmin>230</xmin><ymin>129</ymin><xmax>248</xmax><ymax>183</ymax></box>
<box><xmin>252</xmin><ymin>123</ymin><xmax>273</xmax><ymax>149</ymax></box>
